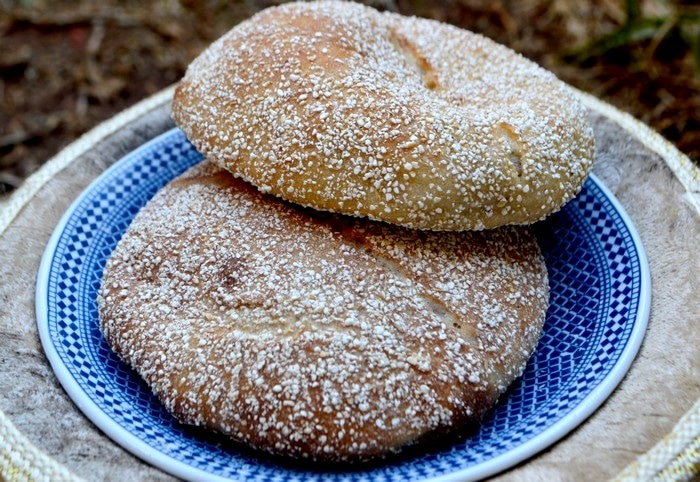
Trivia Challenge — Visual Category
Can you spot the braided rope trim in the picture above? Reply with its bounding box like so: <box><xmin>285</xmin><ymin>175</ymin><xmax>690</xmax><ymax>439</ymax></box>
<box><xmin>611</xmin><ymin>399</ymin><xmax>700</xmax><ymax>482</ymax></box>
<box><xmin>0</xmin><ymin>85</ymin><xmax>697</xmax><ymax>481</ymax></box>
<box><xmin>0</xmin><ymin>410</ymin><xmax>83</xmax><ymax>482</ymax></box>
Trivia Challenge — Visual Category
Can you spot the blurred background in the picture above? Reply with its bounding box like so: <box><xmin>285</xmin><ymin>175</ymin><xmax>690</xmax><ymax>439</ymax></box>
<box><xmin>1</xmin><ymin>0</ymin><xmax>698</xmax><ymax>199</ymax></box>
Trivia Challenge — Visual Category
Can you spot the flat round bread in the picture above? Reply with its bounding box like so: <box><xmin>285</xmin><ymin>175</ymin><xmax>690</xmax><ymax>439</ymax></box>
<box><xmin>98</xmin><ymin>161</ymin><xmax>550</xmax><ymax>461</ymax></box>
<box><xmin>172</xmin><ymin>0</ymin><xmax>594</xmax><ymax>231</ymax></box>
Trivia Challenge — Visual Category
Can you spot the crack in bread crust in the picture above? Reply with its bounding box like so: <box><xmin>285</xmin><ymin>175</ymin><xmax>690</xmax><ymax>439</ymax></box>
<box><xmin>388</xmin><ymin>27</ymin><xmax>441</xmax><ymax>91</ymax></box>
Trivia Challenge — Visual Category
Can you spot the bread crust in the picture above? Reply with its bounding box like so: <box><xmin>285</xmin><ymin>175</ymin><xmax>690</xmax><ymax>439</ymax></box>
<box><xmin>98</xmin><ymin>161</ymin><xmax>549</xmax><ymax>461</ymax></box>
<box><xmin>172</xmin><ymin>0</ymin><xmax>595</xmax><ymax>231</ymax></box>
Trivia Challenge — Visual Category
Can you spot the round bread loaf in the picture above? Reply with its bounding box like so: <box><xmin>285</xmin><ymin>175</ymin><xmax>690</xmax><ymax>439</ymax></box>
<box><xmin>98</xmin><ymin>160</ymin><xmax>549</xmax><ymax>461</ymax></box>
<box><xmin>172</xmin><ymin>0</ymin><xmax>594</xmax><ymax>231</ymax></box>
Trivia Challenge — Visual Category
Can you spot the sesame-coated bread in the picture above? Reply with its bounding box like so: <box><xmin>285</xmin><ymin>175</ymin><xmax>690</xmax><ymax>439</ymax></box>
<box><xmin>97</xmin><ymin>161</ymin><xmax>549</xmax><ymax>461</ymax></box>
<box><xmin>172</xmin><ymin>0</ymin><xmax>594</xmax><ymax>231</ymax></box>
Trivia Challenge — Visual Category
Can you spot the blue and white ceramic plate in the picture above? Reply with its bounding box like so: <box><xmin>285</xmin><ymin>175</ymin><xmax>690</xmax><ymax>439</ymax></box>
<box><xmin>37</xmin><ymin>128</ymin><xmax>650</xmax><ymax>482</ymax></box>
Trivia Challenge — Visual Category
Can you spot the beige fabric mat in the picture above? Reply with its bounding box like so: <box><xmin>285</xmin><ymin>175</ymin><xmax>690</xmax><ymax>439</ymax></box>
<box><xmin>0</xmin><ymin>86</ymin><xmax>698</xmax><ymax>481</ymax></box>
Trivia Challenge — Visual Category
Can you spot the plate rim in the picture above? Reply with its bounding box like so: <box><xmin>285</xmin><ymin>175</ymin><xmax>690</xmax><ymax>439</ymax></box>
<box><xmin>35</xmin><ymin>128</ymin><xmax>651</xmax><ymax>482</ymax></box>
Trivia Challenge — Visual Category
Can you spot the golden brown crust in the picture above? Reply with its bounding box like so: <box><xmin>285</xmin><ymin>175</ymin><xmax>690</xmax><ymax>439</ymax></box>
<box><xmin>98</xmin><ymin>161</ymin><xmax>549</xmax><ymax>461</ymax></box>
<box><xmin>172</xmin><ymin>0</ymin><xmax>594</xmax><ymax>231</ymax></box>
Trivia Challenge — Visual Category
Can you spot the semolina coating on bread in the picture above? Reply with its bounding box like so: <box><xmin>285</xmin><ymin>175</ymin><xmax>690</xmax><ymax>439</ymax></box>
<box><xmin>172</xmin><ymin>0</ymin><xmax>595</xmax><ymax>231</ymax></box>
<box><xmin>97</xmin><ymin>161</ymin><xmax>549</xmax><ymax>462</ymax></box>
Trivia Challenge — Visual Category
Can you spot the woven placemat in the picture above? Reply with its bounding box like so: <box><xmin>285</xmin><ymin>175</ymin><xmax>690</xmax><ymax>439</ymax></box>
<box><xmin>0</xmin><ymin>85</ymin><xmax>698</xmax><ymax>481</ymax></box>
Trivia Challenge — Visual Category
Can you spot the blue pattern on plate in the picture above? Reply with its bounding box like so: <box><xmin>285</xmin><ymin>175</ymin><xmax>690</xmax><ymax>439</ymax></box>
<box><xmin>39</xmin><ymin>128</ymin><xmax>647</xmax><ymax>481</ymax></box>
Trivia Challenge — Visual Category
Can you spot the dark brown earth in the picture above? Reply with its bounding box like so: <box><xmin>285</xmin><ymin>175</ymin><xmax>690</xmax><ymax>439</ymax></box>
<box><xmin>1</xmin><ymin>0</ymin><xmax>698</xmax><ymax>198</ymax></box>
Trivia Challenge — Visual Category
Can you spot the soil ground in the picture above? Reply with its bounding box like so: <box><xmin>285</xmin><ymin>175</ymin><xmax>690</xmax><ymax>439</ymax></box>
<box><xmin>1</xmin><ymin>0</ymin><xmax>698</xmax><ymax>198</ymax></box>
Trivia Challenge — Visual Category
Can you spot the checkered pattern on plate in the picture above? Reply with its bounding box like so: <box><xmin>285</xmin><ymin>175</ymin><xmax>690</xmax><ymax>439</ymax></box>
<box><xmin>42</xmin><ymin>129</ymin><xmax>645</xmax><ymax>482</ymax></box>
